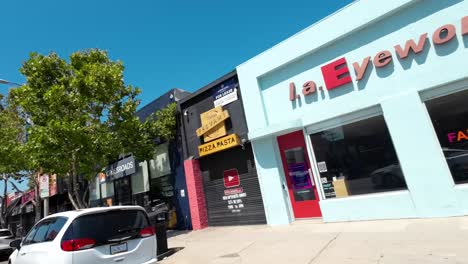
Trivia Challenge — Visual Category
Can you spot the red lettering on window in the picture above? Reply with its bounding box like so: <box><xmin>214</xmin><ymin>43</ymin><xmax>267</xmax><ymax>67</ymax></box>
<box><xmin>321</xmin><ymin>57</ymin><xmax>352</xmax><ymax>90</ymax></box>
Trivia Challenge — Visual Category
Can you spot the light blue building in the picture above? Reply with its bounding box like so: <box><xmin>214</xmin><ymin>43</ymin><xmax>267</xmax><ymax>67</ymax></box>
<box><xmin>237</xmin><ymin>0</ymin><xmax>468</xmax><ymax>225</ymax></box>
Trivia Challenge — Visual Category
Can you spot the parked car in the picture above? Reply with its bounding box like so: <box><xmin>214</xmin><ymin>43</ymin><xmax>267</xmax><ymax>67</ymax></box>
<box><xmin>371</xmin><ymin>148</ymin><xmax>468</xmax><ymax>187</ymax></box>
<box><xmin>0</xmin><ymin>229</ymin><xmax>15</xmax><ymax>257</ymax></box>
<box><xmin>8</xmin><ymin>206</ymin><xmax>157</xmax><ymax>264</ymax></box>
<box><xmin>0</xmin><ymin>229</ymin><xmax>14</xmax><ymax>240</ymax></box>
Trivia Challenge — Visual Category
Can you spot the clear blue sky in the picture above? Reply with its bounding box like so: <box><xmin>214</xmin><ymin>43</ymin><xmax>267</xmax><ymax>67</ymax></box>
<box><xmin>0</xmin><ymin>0</ymin><xmax>354</xmax><ymax>107</ymax></box>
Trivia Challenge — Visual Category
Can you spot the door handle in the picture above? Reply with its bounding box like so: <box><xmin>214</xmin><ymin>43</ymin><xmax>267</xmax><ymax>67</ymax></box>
<box><xmin>20</xmin><ymin>252</ymin><xmax>27</xmax><ymax>256</ymax></box>
<box><xmin>114</xmin><ymin>257</ymin><xmax>125</xmax><ymax>262</ymax></box>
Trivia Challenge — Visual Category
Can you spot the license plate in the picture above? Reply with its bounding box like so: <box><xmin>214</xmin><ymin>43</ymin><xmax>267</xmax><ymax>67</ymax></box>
<box><xmin>110</xmin><ymin>242</ymin><xmax>128</xmax><ymax>255</ymax></box>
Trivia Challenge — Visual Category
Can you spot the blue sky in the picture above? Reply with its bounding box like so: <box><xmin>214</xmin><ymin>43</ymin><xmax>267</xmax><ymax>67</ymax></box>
<box><xmin>0</xmin><ymin>0</ymin><xmax>353</xmax><ymax>107</ymax></box>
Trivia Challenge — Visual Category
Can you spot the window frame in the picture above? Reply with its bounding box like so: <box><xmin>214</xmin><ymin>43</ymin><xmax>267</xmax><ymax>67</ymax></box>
<box><xmin>305</xmin><ymin>107</ymin><xmax>407</xmax><ymax>200</ymax></box>
<box><xmin>422</xmin><ymin>85</ymin><xmax>468</xmax><ymax>185</ymax></box>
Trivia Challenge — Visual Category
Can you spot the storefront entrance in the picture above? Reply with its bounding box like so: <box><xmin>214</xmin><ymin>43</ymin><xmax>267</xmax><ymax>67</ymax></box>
<box><xmin>199</xmin><ymin>144</ymin><xmax>266</xmax><ymax>226</ymax></box>
<box><xmin>277</xmin><ymin>131</ymin><xmax>322</xmax><ymax>218</ymax></box>
<box><xmin>114</xmin><ymin>176</ymin><xmax>132</xmax><ymax>205</ymax></box>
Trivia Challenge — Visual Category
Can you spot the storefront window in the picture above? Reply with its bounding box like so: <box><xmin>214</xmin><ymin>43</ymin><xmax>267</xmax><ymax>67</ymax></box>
<box><xmin>101</xmin><ymin>181</ymin><xmax>114</xmax><ymax>198</ymax></box>
<box><xmin>89</xmin><ymin>178</ymin><xmax>99</xmax><ymax>201</ymax></box>
<box><xmin>149</xmin><ymin>143</ymin><xmax>172</xmax><ymax>179</ymax></box>
<box><xmin>132</xmin><ymin>161</ymin><xmax>150</xmax><ymax>194</ymax></box>
<box><xmin>114</xmin><ymin>177</ymin><xmax>132</xmax><ymax>205</ymax></box>
<box><xmin>425</xmin><ymin>89</ymin><xmax>468</xmax><ymax>184</ymax></box>
<box><xmin>310</xmin><ymin>115</ymin><xmax>407</xmax><ymax>198</ymax></box>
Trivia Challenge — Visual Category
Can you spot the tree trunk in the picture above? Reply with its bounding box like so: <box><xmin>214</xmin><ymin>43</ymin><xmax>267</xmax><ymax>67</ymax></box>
<box><xmin>34</xmin><ymin>185</ymin><xmax>41</xmax><ymax>223</ymax></box>
<box><xmin>67</xmin><ymin>191</ymin><xmax>80</xmax><ymax>210</ymax></box>
<box><xmin>82</xmin><ymin>187</ymin><xmax>89</xmax><ymax>208</ymax></box>
<box><xmin>1</xmin><ymin>174</ymin><xmax>8</xmax><ymax>228</ymax></box>
<box><xmin>67</xmin><ymin>173</ymin><xmax>80</xmax><ymax>210</ymax></box>
<box><xmin>33</xmin><ymin>172</ymin><xmax>42</xmax><ymax>223</ymax></box>
<box><xmin>68</xmin><ymin>152</ymin><xmax>86</xmax><ymax>209</ymax></box>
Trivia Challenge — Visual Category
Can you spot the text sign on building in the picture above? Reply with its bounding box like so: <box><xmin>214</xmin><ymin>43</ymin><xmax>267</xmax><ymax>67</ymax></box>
<box><xmin>198</xmin><ymin>134</ymin><xmax>240</xmax><ymax>157</ymax></box>
<box><xmin>287</xmin><ymin>16</ymin><xmax>468</xmax><ymax>102</ymax></box>
<box><xmin>196</xmin><ymin>106</ymin><xmax>230</xmax><ymax>138</ymax></box>
<box><xmin>213</xmin><ymin>81</ymin><xmax>238</xmax><ymax>107</ymax></box>
<box><xmin>106</xmin><ymin>156</ymin><xmax>136</xmax><ymax>180</ymax></box>
<box><xmin>40</xmin><ymin>174</ymin><xmax>50</xmax><ymax>198</ymax></box>
<box><xmin>223</xmin><ymin>169</ymin><xmax>240</xmax><ymax>188</ymax></box>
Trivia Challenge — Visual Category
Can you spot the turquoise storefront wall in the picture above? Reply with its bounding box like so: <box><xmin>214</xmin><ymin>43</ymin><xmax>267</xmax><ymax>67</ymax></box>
<box><xmin>237</xmin><ymin>0</ymin><xmax>468</xmax><ymax>224</ymax></box>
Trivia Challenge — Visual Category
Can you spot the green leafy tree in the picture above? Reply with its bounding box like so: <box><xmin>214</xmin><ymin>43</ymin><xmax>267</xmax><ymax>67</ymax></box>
<box><xmin>0</xmin><ymin>95</ymin><xmax>28</xmax><ymax>227</ymax></box>
<box><xmin>11</xmin><ymin>49</ymin><xmax>158</xmax><ymax>209</ymax></box>
<box><xmin>153</xmin><ymin>102</ymin><xmax>177</xmax><ymax>141</ymax></box>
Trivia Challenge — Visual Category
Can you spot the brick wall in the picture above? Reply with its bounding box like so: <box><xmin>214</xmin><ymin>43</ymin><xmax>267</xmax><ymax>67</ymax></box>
<box><xmin>184</xmin><ymin>159</ymin><xmax>208</xmax><ymax>230</ymax></box>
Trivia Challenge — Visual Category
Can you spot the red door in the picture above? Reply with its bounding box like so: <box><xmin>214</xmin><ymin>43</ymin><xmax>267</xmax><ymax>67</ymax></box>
<box><xmin>277</xmin><ymin>130</ymin><xmax>322</xmax><ymax>218</ymax></box>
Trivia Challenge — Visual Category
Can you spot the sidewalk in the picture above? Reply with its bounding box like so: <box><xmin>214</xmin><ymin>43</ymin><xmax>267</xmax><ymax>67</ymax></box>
<box><xmin>161</xmin><ymin>217</ymin><xmax>468</xmax><ymax>264</ymax></box>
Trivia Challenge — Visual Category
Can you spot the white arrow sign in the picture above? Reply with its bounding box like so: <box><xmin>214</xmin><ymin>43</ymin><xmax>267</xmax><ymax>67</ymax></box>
<box><xmin>228</xmin><ymin>176</ymin><xmax>234</xmax><ymax>182</ymax></box>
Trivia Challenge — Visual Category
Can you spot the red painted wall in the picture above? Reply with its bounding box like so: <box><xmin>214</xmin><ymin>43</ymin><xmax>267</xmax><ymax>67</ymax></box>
<box><xmin>184</xmin><ymin>159</ymin><xmax>208</xmax><ymax>230</ymax></box>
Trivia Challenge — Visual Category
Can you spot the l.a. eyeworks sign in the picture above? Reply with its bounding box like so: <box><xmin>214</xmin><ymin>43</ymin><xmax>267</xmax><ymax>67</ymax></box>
<box><xmin>288</xmin><ymin>16</ymin><xmax>468</xmax><ymax>101</ymax></box>
<box><xmin>198</xmin><ymin>134</ymin><xmax>240</xmax><ymax>157</ymax></box>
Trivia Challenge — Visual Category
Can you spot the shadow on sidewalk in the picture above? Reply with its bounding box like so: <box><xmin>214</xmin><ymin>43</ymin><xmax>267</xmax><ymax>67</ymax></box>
<box><xmin>157</xmin><ymin>247</ymin><xmax>184</xmax><ymax>261</ymax></box>
<box><xmin>166</xmin><ymin>230</ymin><xmax>191</xmax><ymax>239</ymax></box>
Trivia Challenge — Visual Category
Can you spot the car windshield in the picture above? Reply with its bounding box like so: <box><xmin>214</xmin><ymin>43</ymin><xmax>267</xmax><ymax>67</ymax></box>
<box><xmin>64</xmin><ymin>209</ymin><xmax>150</xmax><ymax>245</ymax></box>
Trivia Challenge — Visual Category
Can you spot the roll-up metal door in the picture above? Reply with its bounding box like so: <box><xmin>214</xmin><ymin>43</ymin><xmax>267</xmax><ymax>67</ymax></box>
<box><xmin>199</xmin><ymin>143</ymin><xmax>266</xmax><ymax>226</ymax></box>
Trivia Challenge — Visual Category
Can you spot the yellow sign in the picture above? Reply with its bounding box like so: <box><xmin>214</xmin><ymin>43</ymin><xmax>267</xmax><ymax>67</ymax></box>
<box><xmin>204</xmin><ymin>122</ymin><xmax>226</xmax><ymax>142</ymax></box>
<box><xmin>196</xmin><ymin>106</ymin><xmax>230</xmax><ymax>137</ymax></box>
<box><xmin>200</xmin><ymin>107</ymin><xmax>228</xmax><ymax>141</ymax></box>
<box><xmin>198</xmin><ymin>134</ymin><xmax>240</xmax><ymax>157</ymax></box>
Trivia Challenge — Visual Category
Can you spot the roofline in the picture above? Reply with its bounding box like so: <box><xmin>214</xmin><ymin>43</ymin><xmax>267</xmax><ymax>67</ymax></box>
<box><xmin>137</xmin><ymin>88</ymin><xmax>188</xmax><ymax>114</ymax></box>
<box><xmin>178</xmin><ymin>69</ymin><xmax>237</xmax><ymax>106</ymax></box>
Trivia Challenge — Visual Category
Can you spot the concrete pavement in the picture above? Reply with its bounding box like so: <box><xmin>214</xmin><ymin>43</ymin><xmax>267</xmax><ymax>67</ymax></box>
<box><xmin>161</xmin><ymin>217</ymin><xmax>468</xmax><ymax>264</ymax></box>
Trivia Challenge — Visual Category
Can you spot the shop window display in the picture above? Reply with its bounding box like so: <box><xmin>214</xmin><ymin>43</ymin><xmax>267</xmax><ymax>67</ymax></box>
<box><xmin>310</xmin><ymin>115</ymin><xmax>407</xmax><ymax>198</ymax></box>
<box><xmin>426</xmin><ymin>89</ymin><xmax>468</xmax><ymax>184</ymax></box>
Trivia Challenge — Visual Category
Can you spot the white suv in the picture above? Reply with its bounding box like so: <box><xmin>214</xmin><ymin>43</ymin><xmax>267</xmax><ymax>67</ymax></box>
<box><xmin>9</xmin><ymin>206</ymin><xmax>157</xmax><ymax>264</ymax></box>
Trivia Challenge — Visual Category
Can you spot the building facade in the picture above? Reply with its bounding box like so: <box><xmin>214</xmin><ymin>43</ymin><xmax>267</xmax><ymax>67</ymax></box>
<box><xmin>89</xmin><ymin>88</ymin><xmax>193</xmax><ymax>230</ymax></box>
<box><xmin>237</xmin><ymin>0</ymin><xmax>468</xmax><ymax>224</ymax></box>
<box><xmin>180</xmin><ymin>71</ymin><xmax>266</xmax><ymax>229</ymax></box>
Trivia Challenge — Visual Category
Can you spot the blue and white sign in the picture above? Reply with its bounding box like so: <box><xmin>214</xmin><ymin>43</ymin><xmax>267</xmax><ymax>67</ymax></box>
<box><xmin>106</xmin><ymin>156</ymin><xmax>136</xmax><ymax>180</ymax></box>
<box><xmin>213</xmin><ymin>81</ymin><xmax>238</xmax><ymax>107</ymax></box>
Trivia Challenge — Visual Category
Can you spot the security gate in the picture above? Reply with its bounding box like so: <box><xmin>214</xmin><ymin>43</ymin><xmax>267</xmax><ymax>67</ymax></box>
<box><xmin>199</xmin><ymin>144</ymin><xmax>266</xmax><ymax>226</ymax></box>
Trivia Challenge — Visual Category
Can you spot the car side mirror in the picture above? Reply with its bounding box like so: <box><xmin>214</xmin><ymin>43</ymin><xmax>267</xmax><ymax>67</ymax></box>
<box><xmin>10</xmin><ymin>239</ymin><xmax>21</xmax><ymax>250</ymax></box>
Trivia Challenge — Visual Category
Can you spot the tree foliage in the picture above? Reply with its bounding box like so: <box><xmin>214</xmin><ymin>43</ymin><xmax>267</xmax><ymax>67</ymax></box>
<box><xmin>0</xmin><ymin>97</ymin><xmax>26</xmax><ymax>175</ymax></box>
<box><xmin>11</xmin><ymin>49</ymin><xmax>159</xmax><ymax>209</ymax></box>
<box><xmin>153</xmin><ymin>102</ymin><xmax>177</xmax><ymax>141</ymax></box>
<box><xmin>0</xmin><ymin>94</ymin><xmax>28</xmax><ymax>226</ymax></box>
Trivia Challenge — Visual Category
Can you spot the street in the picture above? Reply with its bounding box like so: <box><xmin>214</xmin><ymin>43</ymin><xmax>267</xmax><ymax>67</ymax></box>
<box><xmin>162</xmin><ymin>216</ymin><xmax>468</xmax><ymax>264</ymax></box>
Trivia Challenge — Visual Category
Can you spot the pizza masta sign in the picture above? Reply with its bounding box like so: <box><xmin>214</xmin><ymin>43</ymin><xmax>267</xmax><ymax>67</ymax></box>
<box><xmin>197</xmin><ymin>106</ymin><xmax>240</xmax><ymax>157</ymax></box>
